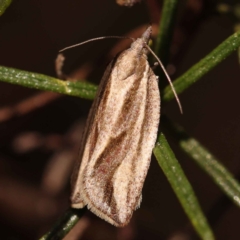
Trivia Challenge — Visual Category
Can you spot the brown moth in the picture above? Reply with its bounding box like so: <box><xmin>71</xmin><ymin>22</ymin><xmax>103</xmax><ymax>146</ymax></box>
<box><xmin>71</xmin><ymin>27</ymin><xmax>160</xmax><ymax>227</ymax></box>
<box><xmin>116</xmin><ymin>0</ymin><xmax>141</xmax><ymax>7</ymax></box>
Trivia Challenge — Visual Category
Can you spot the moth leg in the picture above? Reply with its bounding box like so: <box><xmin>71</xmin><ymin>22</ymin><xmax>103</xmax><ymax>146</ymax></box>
<box><xmin>135</xmin><ymin>194</ymin><xmax>142</xmax><ymax>210</ymax></box>
<box><xmin>151</xmin><ymin>61</ymin><xmax>159</xmax><ymax>70</ymax></box>
<box><xmin>55</xmin><ymin>53</ymin><xmax>67</xmax><ymax>80</ymax></box>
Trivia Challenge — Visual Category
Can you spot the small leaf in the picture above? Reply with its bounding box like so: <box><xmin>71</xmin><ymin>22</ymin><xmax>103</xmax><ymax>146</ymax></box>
<box><xmin>154</xmin><ymin>133</ymin><xmax>215</xmax><ymax>240</ymax></box>
<box><xmin>163</xmin><ymin>30</ymin><xmax>240</xmax><ymax>102</ymax></box>
<box><xmin>155</xmin><ymin>0</ymin><xmax>179</xmax><ymax>66</ymax></box>
<box><xmin>0</xmin><ymin>66</ymin><xmax>97</xmax><ymax>100</ymax></box>
<box><xmin>40</xmin><ymin>208</ymin><xmax>86</xmax><ymax>240</ymax></box>
<box><xmin>163</xmin><ymin>118</ymin><xmax>240</xmax><ymax>208</ymax></box>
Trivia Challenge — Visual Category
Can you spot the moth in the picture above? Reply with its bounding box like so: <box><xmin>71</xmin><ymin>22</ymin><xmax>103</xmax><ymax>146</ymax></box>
<box><xmin>64</xmin><ymin>26</ymin><xmax>181</xmax><ymax>227</ymax></box>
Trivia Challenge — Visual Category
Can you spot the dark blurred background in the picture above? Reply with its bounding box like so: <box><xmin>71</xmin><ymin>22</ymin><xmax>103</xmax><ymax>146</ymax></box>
<box><xmin>0</xmin><ymin>0</ymin><xmax>240</xmax><ymax>239</ymax></box>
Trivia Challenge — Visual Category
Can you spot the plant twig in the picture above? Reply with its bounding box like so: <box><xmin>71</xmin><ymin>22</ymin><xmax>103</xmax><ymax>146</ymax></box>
<box><xmin>163</xmin><ymin>30</ymin><xmax>240</xmax><ymax>102</ymax></box>
<box><xmin>40</xmin><ymin>208</ymin><xmax>86</xmax><ymax>240</ymax></box>
<box><xmin>153</xmin><ymin>133</ymin><xmax>215</xmax><ymax>240</ymax></box>
<box><xmin>162</xmin><ymin>117</ymin><xmax>240</xmax><ymax>208</ymax></box>
<box><xmin>155</xmin><ymin>0</ymin><xmax>179</xmax><ymax>66</ymax></box>
<box><xmin>0</xmin><ymin>66</ymin><xmax>97</xmax><ymax>100</ymax></box>
<box><xmin>2</xmin><ymin>31</ymin><xmax>240</xmax><ymax>105</ymax></box>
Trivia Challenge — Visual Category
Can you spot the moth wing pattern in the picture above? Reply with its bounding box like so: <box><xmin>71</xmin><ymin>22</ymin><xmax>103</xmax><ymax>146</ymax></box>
<box><xmin>71</xmin><ymin>27</ymin><xmax>160</xmax><ymax>227</ymax></box>
<box><xmin>70</xmin><ymin>60</ymin><xmax>115</xmax><ymax>208</ymax></box>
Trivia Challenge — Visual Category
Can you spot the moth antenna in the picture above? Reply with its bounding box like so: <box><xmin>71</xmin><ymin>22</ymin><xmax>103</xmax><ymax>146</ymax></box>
<box><xmin>59</xmin><ymin>36</ymin><xmax>134</xmax><ymax>52</ymax></box>
<box><xmin>145</xmin><ymin>45</ymin><xmax>183</xmax><ymax>114</ymax></box>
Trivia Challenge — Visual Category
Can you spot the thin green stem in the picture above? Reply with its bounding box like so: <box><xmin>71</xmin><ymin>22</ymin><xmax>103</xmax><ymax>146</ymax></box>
<box><xmin>155</xmin><ymin>0</ymin><xmax>179</xmax><ymax>66</ymax></box>
<box><xmin>162</xmin><ymin>117</ymin><xmax>240</xmax><ymax>207</ymax></box>
<box><xmin>163</xmin><ymin>30</ymin><xmax>240</xmax><ymax>102</ymax></box>
<box><xmin>0</xmin><ymin>66</ymin><xmax>97</xmax><ymax>100</ymax></box>
<box><xmin>40</xmin><ymin>208</ymin><xmax>86</xmax><ymax>240</ymax></box>
<box><xmin>2</xmin><ymin>30</ymin><xmax>240</xmax><ymax>104</ymax></box>
<box><xmin>153</xmin><ymin>133</ymin><xmax>215</xmax><ymax>240</ymax></box>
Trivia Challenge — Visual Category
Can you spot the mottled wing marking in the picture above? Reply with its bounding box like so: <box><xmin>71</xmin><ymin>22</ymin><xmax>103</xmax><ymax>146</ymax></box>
<box><xmin>70</xmin><ymin>60</ymin><xmax>115</xmax><ymax>207</ymax></box>
<box><xmin>71</xmin><ymin>26</ymin><xmax>160</xmax><ymax>227</ymax></box>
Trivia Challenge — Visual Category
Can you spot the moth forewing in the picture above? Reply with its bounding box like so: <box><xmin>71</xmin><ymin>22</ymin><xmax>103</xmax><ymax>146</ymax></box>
<box><xmin>70</xmin><ymin>61</ymin><xmax>115</xmax><ymax>208</ymax></box>
<box><xmin>71</xmin><ymin>26</ymin><xmax>160</xmax><ymax>227</ymax></box>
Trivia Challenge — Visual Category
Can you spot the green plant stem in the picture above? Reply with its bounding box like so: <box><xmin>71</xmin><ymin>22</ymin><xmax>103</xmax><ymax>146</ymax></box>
<box><xmin>40</xmin><ymin>208</ymin><xmax>86</xmax><ymax>240</ymax></box>
<box><xmin>2</xmin><ymin>31</ymin><xmax>240</xmax><ymax>104</ymax></box>
<box><xmin>0</xmin><ymin>66</ymin><xmax>97</xmax><ymax>100</ymax></box>
<box><xmin>0</xmin><ymin>0</ymin><xmax>12</xmax><ymax>16</ymax></box>
<box><xmin>153</xmin><ymin>133</ymin><xmax>215</xmax><ymax>240</ymax></box>
<box><xmin>155</xmin><ymin>0</ymin><xmax>179</xmax><ymax>66</ymax></box>
<box><xmin>162</xmin><ymin>117</ymin><xmax>240</xmax><ymax>207</ymax></box>
<box><xmin>163</xmin><ymin>30</ymin><xmax>240</xmax><ymax>102</ymax></box>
